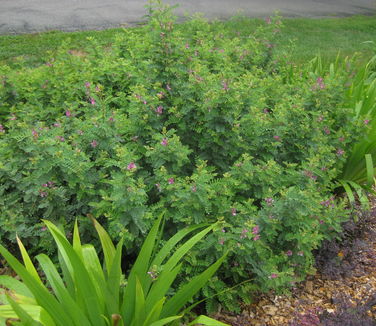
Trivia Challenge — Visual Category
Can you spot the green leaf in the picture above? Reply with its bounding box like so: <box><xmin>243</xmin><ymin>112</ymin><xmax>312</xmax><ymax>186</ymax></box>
<box><xmin>16</xmin><ymin>236</ymin><xmax>42</xmax><ymax>285</ymax></box>
<box><xmin>0</xmin><ymin>244</ymin><xmax>73</xmax><ymax>326</ymax></box>
<box><xmin>188</xmin><ymin>315</ymin><xmax>229</xmax><ymax>326</ymax></box>
<box><xmin>44</xmin><ymin>220</ymin><xmax>105</xmax><ymax>326</ymax></box>
<box><xmin>7</xmin><ymin>295</ymin><xmax>43</xmax><ymax>326</ymax></box>
<box><xmin>91</xmin><ymin>217</ymin><xmax>116</xmax><ymax>275</ymax></box>
<box><xmin>162</xmin><ymin>253</ymin><xmax>227</xmax><ymax>318</ymax></box>
<box><xmin>365</xmin><ymin>153</ymin><xmax>374</xmax><ymax>186</ymax></box>
<box><xmin>149</xmin><ymin>316</ymin><xmax>182</xmax><ymax>326</ymax></box>
<box><xmin>36</xmin><ymin>254</ymin><xmax>91</xmax><ymax>326</ymax></box>
<box><xmin>121</xmin><ymin>213</ymin><xmax>164</xmax><ymax>324</ymax></box>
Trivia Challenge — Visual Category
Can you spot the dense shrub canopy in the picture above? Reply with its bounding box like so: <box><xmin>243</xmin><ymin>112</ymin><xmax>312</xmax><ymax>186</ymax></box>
<box><xmin>0</xmin><ymin>2</ymin><xmax>366</xmax><ymax>311</ymax></box>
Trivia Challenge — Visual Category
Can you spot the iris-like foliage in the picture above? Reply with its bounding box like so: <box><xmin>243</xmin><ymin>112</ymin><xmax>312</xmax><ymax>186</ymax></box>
<box><xmin>0</xmin><ymin>215</ymin><xmax>228</xmax><ymax>326</ymax></box>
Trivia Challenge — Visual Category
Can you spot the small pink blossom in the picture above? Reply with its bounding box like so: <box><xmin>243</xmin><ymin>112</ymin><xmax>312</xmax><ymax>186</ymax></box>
<box><xmin>10</xmin><ymin>114</ymin><xmax>17</xmax><ymax>121</ymax></box>
<box><xmin>240</xmin><ymin>228</ymin><xmax>248</xmax><ymax>239</ymax></box>
<box><xmin>273</xmin><ymin>135</ymin><xmax>281</xmax><ymax>141</ymax></box>
<box><xmin>85</xmin><ymin>82</ymin><xmax>91</xmax><ymax>88</ymax></box>
<box><xmin>323</xmin><ymin>127</ymin><xmax>330</xmax><ymax>135</ymax></box>
<box><xmin>185</xmin><ymin>43</ymin><xmax>189</xmax><ymax>49</ymax></box>
<box><xmin>270</xmin><ymin>273</ymin><xmax>278</xmax><ymax>279</ymax></box>
<box><xmin>0</xmin><ymin>125</ymin><xmax>4</xmax><ymax>133</ymax></box>
<box><xmin>56</xmin><ymin>136</ymin><xmax>65</xmax><ymax>142</ymax></box>
<box><xmin>263</xmin><ymin>108</ymin><xmax>270</xmax><ymax>114</ymax></box>
<box><xmin>166</xmin><ymin>84</ymin><xmax>171</xmax><ymax>91</ymax></box>
<box><xmin>109</xmin><ymin>116</ymin><xmax>115</xmax><ymax>122</ymax></box>
<box><xmin>40</xmin><ymin>191</ymin><xmax>48</xmax><ymax>198</ymax></box>
<box><xmin>231</xmin><ymin>208</ymin><xmax>237</xmax><ymax>216</ymax></box>
<box><xmin>90</xmin><ymin>140</ymin><xmax>98</xmax><ymax>148</ymax></box>
<box><xmin>161</xmin><ymin>138</ymin><xmax>168</xmax><ymax>146</ymax></box>
<box><xmin>265</xmin><ymin>197</ymin><xmax>274</xmax><ymax>205</ymax></box>
<box><xmin>319</xmin><ymin>220</ymin><xmax>324</xmax><ymax>224</ymax></box>
<box><xmin>252</xmin><ymin>226</ymin><xmax>259</xmax><ymax>235</ymax></box>
<box><xmin>222</xmin><ymin>81</ymin><xmax>229</xmax><ymax>91</ymax></box>
<box><xmin>339</xmin><ymin>137</ymin><xmax>345</xmax><ymax>142</ymax></box>
<box><xmin>336</xmin><ymin>148</ymin><xmax>345</xmax><ymax>156</ymax></box>
<box><xmin>222</xmin><ymin>228</ymin><xmax>226</xmax><ymax>233</ymax></box>
<box><xmin>127</xmin><ymin>162</ymin><xmax>136</xmax><ymax>170</ymax></box>
<box><xmin>286</xmin><ymin>250</ymin><xmax>293</xmax><ymax>256</ymax></box>
<box><xmin>65</xmin><ymin>110</ymin><xmax>71</xmax><ymax>117</ymax></box>
<box><xmin>90</xmin><ymin>98</ymin><xmax>96</xmax><ymax>105</ymax></box>
<box><xmin>32</xmin><ymin>129</ymin><xmax>38</xmax><ymax>138</ymax></box>
<box><xmin>155</xmin><ymin>106</ymin><xmax>163</xmax><ymax>115</ymax></box>
<box><xmin>364</xmin><ymin>119</ymin><xmax>370</xmax><ymax>125</ymax></box>
<box><xmin>168</xmin><ymin>178</ymin><xmax>174</xmax><ymax>184</ymax></box>
<box><xmin>41</xmin><ymin>226</ymin><xmax>47</xmax><ymax>231</ymax></box>
<box><xmin>53</xmin><ymin>123</ymin><xmax>61</xmax><ymax>127</ymax></box>
<box><xmin>253</xmin><ymin>235</ymin><xmax>260</xmax><ymax>241</ymax></box>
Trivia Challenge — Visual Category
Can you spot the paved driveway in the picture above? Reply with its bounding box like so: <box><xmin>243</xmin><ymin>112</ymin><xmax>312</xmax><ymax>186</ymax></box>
<box><xmin>0</xmin><ymin>0</ymin><xmax>375</xmax><ymax>34</ymax></box>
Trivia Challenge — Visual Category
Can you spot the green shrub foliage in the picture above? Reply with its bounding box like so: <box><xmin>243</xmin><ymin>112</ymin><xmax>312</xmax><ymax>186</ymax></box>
<box><xmin>0</xmin><ymin>1</ymin><xmax>366</xmax><ymax>311</ymax></box>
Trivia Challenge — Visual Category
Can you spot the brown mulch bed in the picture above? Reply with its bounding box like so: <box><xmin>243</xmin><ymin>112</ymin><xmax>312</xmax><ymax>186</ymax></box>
<box><xmin>215</xmin><ymin>206</ymin><xmax>376</xmax><ymax>325</ymax></box>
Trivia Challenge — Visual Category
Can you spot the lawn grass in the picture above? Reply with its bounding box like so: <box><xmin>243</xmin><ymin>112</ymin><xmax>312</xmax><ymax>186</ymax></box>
<box><xmin>0</xmin><ymin>15</ymin><xmax>375</xmax><ymax>67</ymax></box>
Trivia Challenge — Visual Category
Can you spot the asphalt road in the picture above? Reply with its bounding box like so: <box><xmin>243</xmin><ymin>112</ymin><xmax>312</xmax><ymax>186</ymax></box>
<box><xmin>0</xmin><ymin>0</ymin><xmax>375</xmax><ymax>34</ymax></box>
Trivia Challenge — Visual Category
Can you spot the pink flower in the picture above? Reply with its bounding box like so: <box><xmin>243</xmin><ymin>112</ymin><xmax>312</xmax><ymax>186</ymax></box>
<box><xmin>286</xmin><ymin>250</ymin><xmax>293</xmax><ymax>256</ymax></box>
<box><xmin>32</xmin><ymin>129</ymin><xmax>38</xmax><ymax>138</ymax></box>
<box><xmin>90</xmin><ymin>98</ymin><xmax>96</xmax><ymax>105</ymax></box>
<box><xmin>240</xmin><ymin>228</ymin><xmax>248</xmax><ymax>239</ymax></box>
<box><xmin>10</xmin><ymin>114</ymin><xmax>17</xmax><ymax>121</ymax></box>
<box><xmin>265</xmin><ymin>197</ymin><xmax>274</xmax><ymax>205</ymax></box>
<box><xmin>41</xmin><ymin>226</ymin><xmax>47</xmax><ymax>231</ymax></box>
<box><xmin>231</xmin><ymin>208</ymin><xmax>237</xmax><ymax>216</ymax></box>
<box><xmin>127</xmin><ymin>162</ymin><xmax>136</xmax><ymax>170</ymax></box>
<box><xmin>185</xmin><ymin>43</ymin><xmax>189</xmax><ymax>49</ymax></box>
<box><xmin>273</xmin><ymin>135</ymin><xmax>281</xmax><ymax>141</ymax></box>
<box><xmin>166</xmin><ymin>84</ymin><xmax>172</xmax><ymax>91</ymax></box>
<box><xmin>252</xmin><ymin>226</ymin><xmax>259</xmax><ymax>235</ymax></box>
<box><xmin>53</xmin><ymin>123</ymin><xmax>61</xmax><ymax>127</ymax></box>
<box><xmin>40</xmin><ymin>191</ymin><xmax>48</xmax><ymax>198</ymax></box>
<box><xmin>339</xmin><ymin>137</ymin><xmax>345</xmax><ymax>142</ymax></box>
<box><xmin>270</xmin><ymin>273</ymin><xmax>278</xmax><ymax>279</ymax></box>
<box><xmin>85</xmin><ymin>82</ymin><xmax>91</xmax><ymax>88</ymax></box>
<box><xmin>336</xmin><ymin>149</ymin><xmax>345</xmax><ymax>156</ymax></box>
<box><xmin>155</xmin><ymin>106</ymin><xmax>163</xmax><ymax>115</ymax></box>
<box><xmin>364</xmin><ymin>119</ymin><xmax>370</xmax><ymax>125</ymax></box>
<box><xmin>65</xmin><ymin>110</ymin><xmax>71</xmax><ymax>117</ymax></box>
<box><xmin>109</xmin><ymin>116</ymin><xmax>114</xmax><ymax>122</ymax></box>
<box><xmin>253</xmin><ymin>235</ymin><xmax>260</xmax><ymax>241</ymax></box>
<box><xmin>161</xmin><ymin>138</ymin><xmax>168</xmax><ymax>146</ymax></box>
<box><xmin>323</xmin><ymin>127</ymin><xmax>330</xmax><ymax>135</ymax></box>
<box><xmin>90</xmin><ymin>140</ymin><xmax>98</xmax><ymax>148</ymax></box>
<box><xmin>0</xmin><ymin>125</ymin><xmax>4</xmax><ymax>133</ymax></box>
<box><xmin>222</xmin><ymin>81</ymin><xmax>229</xmax><ymax>91</ymax></box>
<box><xmin>222</xmin><ymin>228</ymin><xmax>226</xmax><ymax>233</ymax></box>
<box><xmin>56</xmin><ymin>136</ymin><xmax>65</xmax><ymax>142</ymax></box>
<box><xmin>319</xmin><ymin>220</ymin><xmax>324</xmax><ymax>224</ymax></box>
<box><xmin>168</xmin><ymin>178</ymin><xmax>174</xmax><ymax>185</ymax></box>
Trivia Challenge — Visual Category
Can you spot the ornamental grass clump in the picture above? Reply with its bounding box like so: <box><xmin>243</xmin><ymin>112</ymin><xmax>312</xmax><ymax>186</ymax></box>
<box><xmin>0</xmin><ymin>215</ymin><xmax>227</xmax><ymax>326</ymax></box>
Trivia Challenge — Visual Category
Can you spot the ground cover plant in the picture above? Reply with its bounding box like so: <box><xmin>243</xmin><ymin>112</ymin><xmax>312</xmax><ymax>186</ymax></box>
<box><xmin>0</xmin><ymin>0</ymin><xmax>375</xmax><ymax>312</ymax></box>
<box><xmin>0</xmin><ymin>216</ymin><xmax>228</xmax><ymax>325</ymax></box>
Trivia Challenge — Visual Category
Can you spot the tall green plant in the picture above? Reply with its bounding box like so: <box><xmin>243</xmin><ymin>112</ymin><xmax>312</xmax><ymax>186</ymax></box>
<box><xmin>0</xmin><ymin>215</ymin><xmax>228</xmax><ymax>326</ymax></box>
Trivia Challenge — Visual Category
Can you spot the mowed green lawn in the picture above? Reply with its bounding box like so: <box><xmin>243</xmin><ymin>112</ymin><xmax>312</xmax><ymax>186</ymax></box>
<box><xmin>0</xmin><ymin>15</ymin><xmax>375</xmax><ymax>67</ymax></box>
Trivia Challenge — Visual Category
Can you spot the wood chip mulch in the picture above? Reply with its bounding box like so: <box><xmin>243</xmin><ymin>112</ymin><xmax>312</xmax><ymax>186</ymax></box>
<box><xmin>214</xmin><ymin>210</ymin><xmax>376</xmax><ymax>325</ymax></box>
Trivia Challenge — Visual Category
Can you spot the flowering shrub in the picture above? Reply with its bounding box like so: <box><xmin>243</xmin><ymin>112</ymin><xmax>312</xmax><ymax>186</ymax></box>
<box><xmin>0</xmin><ymin>1</ymin><xmax>368</xmax><ymax>311</ymax></box>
